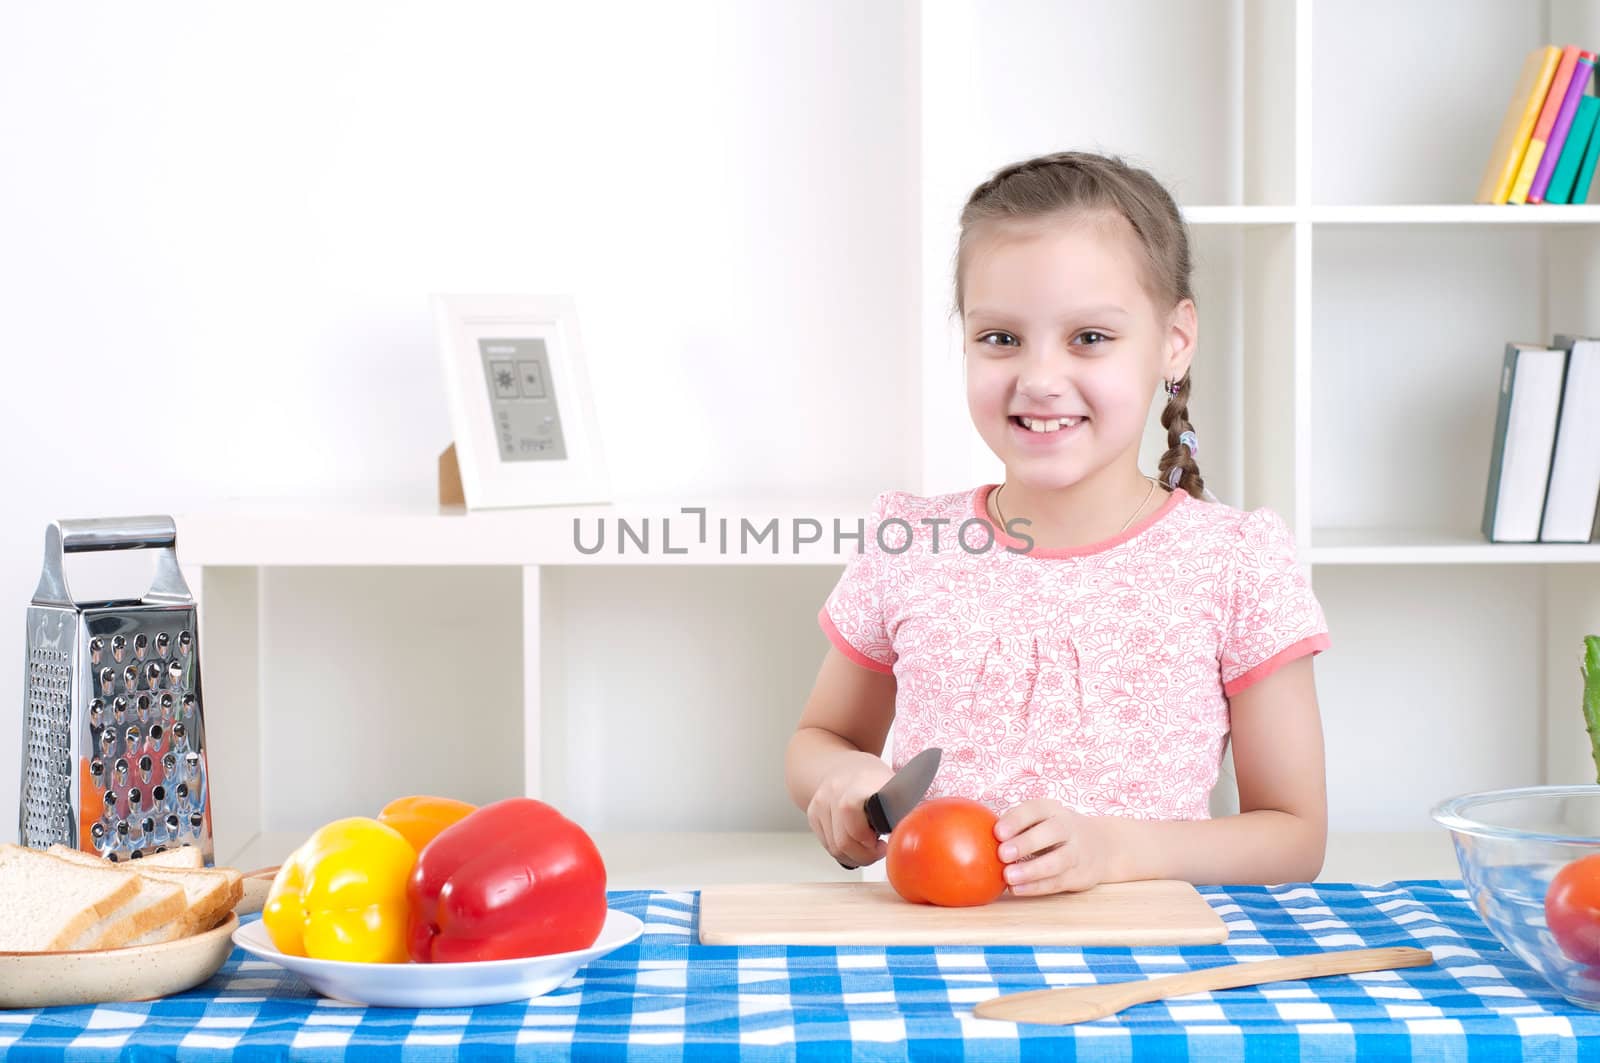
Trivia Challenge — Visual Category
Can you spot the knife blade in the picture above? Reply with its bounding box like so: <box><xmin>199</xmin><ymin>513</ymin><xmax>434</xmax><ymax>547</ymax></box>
<box><xmin>863</xmin><ymin>746</ymin><xmax>942</xmax><ymax>835</ymax></box>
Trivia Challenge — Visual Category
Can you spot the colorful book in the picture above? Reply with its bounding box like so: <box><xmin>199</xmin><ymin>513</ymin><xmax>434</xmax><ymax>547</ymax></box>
<box><xmin>1483</xmin><ymin>342</ymin><xmax>1567</xmax><ymax>543</ymax></box>
<box><xmin>1577</xmin><ymin>107</ymin><xmax>1600</xmax><ymax>203</ymax></box>
<box><xmin>1478</xmin><ymin>46</ymin><xmax>1563</xmax><ymax>204</ymax></box>
<box><xmin>1530</xmin><ymin>50</ymin><xmax>1597</xmax><ymax>202</ymax></box>
<box><xmin>1511</xmin><ymin>45</ymin><xmax>1581</xmax><ymax>204</ymax></box>
<box><xmin>1546</xmin><ymin>96</ymin><xmax>1600</xmax><ymax>203</ymax></box>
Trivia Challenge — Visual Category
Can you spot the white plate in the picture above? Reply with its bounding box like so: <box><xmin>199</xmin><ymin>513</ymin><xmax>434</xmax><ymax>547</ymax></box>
<box><xmin>232</xmin><ymin>910</ymin><xmax>643</xmax><ymax>1008</ymax></box>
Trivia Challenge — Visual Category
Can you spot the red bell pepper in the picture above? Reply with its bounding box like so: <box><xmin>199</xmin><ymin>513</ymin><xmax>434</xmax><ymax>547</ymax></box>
<box><xmin>406</xmin><ymin>796</ymin><xmax>607</xmax><ymax>963</ymax></box>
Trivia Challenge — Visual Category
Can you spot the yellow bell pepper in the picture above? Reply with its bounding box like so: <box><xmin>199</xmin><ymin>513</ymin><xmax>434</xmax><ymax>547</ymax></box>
<box><xmin>376</xmin><ymin>795</ymin><xmax>476</xmax><ymax>854</ymax></box>
<box><xmin>262</xmin><ymin>817</ymin><xmax>416</xmax><ymax>963</ymax></box>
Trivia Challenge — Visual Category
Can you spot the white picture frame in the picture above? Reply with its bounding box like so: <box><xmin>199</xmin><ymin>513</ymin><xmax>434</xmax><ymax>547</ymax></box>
<box><xmin>433</xmin><ymin>293</ymin><xmax>610</xmax><ymax>510</ymax></box>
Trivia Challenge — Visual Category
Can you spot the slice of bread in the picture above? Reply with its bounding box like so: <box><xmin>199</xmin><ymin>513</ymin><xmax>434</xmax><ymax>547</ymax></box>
<box><xmin>141</xmin><ymin>846</ymin><xmax>205</xmax><ymax>870</ymax></box>
<box><xmin>48</xmin><ymin>847</ymin><xmax>244</xmax><ymax>938</ymax></box>
<box><xmin>0</xmin><ymin>845</ymin><xmax>140</xmax><ymax>951</ymax></box>
<box><xmin>132</xmin><ymin>866</ymin><xmax>243</xmax><ymax>935</ymax></box>
<box><xmin>68</xmin><ymin>875</ymin><xmax>186</xmax><ymax>950</ymax></box>
<box><xmin>121</xmin><ymin>922</ymin><xmax>186</xmax><ymax>948</ymax></box>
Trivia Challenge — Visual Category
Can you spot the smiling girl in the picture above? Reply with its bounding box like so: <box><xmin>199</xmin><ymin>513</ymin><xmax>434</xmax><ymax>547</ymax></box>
<box><xmin>785</xmin><ymin>151</ymin><xmax>1331</xmax><ymax>895</ymax></box>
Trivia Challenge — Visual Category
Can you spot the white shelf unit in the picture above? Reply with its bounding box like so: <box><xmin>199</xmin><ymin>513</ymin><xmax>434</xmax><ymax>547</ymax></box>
<box><xmin>178</xmin><ymin>0</ymin><xmax>1600</xmax><ymax>889</ymax></box>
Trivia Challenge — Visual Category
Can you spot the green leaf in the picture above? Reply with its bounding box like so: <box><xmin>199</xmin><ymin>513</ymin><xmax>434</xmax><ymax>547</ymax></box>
<box><xmin>1585</xmin><ymin>636</ymin><xmax>1600</xmax><ymax>786</ymax></box>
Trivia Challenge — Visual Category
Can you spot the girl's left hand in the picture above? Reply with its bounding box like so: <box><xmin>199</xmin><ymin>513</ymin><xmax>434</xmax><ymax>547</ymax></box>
<box><xmin>994</xmin><ymin>800</ymin><xmax>1111</xmax><ymax>895</ymax></box>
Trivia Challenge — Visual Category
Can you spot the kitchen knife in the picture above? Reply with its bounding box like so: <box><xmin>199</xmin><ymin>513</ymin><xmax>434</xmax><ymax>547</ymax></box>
<box><xmin>864</xmin><ymin>746</ymin><xmax>942</xmax><ymax>834</ymax></box>
<box><xmin>834</xmin><ymin>747</ymin><xmax>942</xmax><ymax>870</ymax></box>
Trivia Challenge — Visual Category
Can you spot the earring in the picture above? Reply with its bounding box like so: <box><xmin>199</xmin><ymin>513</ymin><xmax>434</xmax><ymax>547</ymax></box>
<box><xmin>1163</xmin><ymin>378</ymin><xmax>1181</xmax><ymax>398</ymax></box>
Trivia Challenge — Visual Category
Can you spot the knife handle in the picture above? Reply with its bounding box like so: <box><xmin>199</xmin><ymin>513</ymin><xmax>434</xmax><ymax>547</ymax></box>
<box><xmin>834</xmin><ymin>796</ymin><xmax>894</xmax><ymax>870</ymax></box>
<box><xmin>830</xmin><ymin>792</ymin><xmax>901</xmax><ymax>870</ymax></box>
<box><xmin>863</xmin><ymin>794</ymin><xmax>892</xmax><ymax>836</ymax></box>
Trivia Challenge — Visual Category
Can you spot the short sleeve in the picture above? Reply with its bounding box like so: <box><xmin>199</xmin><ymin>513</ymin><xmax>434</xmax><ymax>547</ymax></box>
<box><xmin>1220</xmin><ymin>507</ymin><xmax>1330</xmax><ymax>698</ymax></box>
<box><xmin>818</xmin><ymin>490</ymin><xmax>899</xmax><ymax>674</ymax></box>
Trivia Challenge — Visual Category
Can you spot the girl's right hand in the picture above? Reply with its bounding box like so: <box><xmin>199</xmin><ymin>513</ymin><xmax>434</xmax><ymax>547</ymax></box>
<box><xmin>806</xmin><ymin>752</ymin><xmax>896</xmax><ymax>868</ymax></box>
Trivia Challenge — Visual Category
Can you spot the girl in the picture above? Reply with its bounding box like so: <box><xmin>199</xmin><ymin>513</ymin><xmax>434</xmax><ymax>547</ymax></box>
<box><xmin>785</xmin><ymin>151</ymin><xmax>1331</xmax><ymax>894</ymax></box>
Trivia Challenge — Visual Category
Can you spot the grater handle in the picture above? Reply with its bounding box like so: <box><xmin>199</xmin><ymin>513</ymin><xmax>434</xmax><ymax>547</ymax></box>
<box><xmin>33</xmin><ymin>516</ymin><xmax>194</xmax><ymax>607</ymax></box>
<box><xmin>58</xmin><ymin>516</ymin><xmax>177</xmax><ymax>553</ymax></box>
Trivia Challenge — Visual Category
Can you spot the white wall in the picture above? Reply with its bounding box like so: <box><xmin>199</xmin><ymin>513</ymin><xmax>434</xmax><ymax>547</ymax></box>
<box><xmin>0</xmin><ymin>0</ymin><xmax>919</xmax><ymax>837</ymax></box>
<box><xmin>11</xmin><ymin>2</ymin><xmax>1576</xmax><ymax>861</ymax></box>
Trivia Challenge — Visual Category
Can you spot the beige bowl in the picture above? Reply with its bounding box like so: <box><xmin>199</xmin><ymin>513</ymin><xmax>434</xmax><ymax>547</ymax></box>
<box><xmin>234</xmin><ymin>867</ymin><xmax>279</xmax><ymax>918</ymax></box>
<box><xmin>0</xmin><ymin>913</ymin><xmax>238</xmax><ymax>1009</ymax></box>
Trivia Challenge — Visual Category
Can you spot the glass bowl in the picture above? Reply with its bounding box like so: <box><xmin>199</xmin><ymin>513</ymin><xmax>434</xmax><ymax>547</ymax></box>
<box><xmin>1432</xmin><ymin>784</ymin><xmax>1600</xmax><ymax>1010</ymax></box>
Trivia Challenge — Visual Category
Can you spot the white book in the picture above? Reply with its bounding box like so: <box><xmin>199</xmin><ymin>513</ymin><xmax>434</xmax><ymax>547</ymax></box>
<box><xmin>1482</xmin><ymin>343</ymin><xmax>1566</xmax><ymax>543</ymax></box>
<box><xmin>1541</xmin><ymin>336</ymin><xmax>1600</xmax><ymax>542</ymax></box>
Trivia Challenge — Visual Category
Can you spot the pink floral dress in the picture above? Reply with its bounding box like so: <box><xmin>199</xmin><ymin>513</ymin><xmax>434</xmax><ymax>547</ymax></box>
<box><xmin>819</xmin><ymin>483</ymin><xmax>1330</xmax><ymax>820</ymax></box>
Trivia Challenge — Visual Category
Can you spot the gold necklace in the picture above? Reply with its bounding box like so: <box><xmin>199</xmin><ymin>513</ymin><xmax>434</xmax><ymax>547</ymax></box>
<box><xmin>993</xmin><ymin>477</ymin><xmax>1158</xmax><ymax>539</ymax></box>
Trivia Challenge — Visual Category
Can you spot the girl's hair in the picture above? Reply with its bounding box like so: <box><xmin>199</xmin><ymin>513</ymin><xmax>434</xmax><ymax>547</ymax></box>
<box><xmin>954</xmin><ymin>151</ymin><xmax>1204</xmax><ymax>499</ymax></box>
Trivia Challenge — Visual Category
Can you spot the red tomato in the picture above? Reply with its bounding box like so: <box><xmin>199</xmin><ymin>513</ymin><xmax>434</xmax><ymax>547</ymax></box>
<box><xmin>1546</xmin><ymin>853</ymin><xmax>1600</xmax><ymax>967</ymax></box>
<box><xmin>886</xmin><ymin>797</ymin><xmax>1006</xmax><ymax>907</ymax></box>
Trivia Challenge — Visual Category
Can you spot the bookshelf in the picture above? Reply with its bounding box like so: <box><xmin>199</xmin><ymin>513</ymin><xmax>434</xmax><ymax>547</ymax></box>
<box><xmin>176</xmin><ymin>0</ymin><xmax>1600</xmax><ymax>888</ymax></box>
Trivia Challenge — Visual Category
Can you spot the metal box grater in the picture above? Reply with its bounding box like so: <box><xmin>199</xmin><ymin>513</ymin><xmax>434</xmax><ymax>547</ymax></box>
<box><xmin>20</xmin><ymin>516</ymin><xmax>213</xmax><ymax>864</ymax></box>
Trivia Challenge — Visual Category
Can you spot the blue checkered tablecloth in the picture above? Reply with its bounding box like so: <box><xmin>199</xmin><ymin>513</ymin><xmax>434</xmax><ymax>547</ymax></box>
<box><xmin>3</xmin><ymin>880</ymin><xmax>1599</xmax><ymax>1061</ymax></box>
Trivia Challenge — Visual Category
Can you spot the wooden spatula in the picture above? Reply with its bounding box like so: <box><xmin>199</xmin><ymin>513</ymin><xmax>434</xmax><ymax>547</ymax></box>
<box><xmin>973</xmin><ymin>946</ymin><xmax>1434</xmax><ymax>1025</ymax></box>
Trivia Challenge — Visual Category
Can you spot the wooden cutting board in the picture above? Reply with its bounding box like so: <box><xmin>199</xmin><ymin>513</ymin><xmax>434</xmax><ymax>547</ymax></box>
<box><xmin>698</xmin><ymin>880</ymin><xmax>1228</xmax><ymax>946</ymax></box>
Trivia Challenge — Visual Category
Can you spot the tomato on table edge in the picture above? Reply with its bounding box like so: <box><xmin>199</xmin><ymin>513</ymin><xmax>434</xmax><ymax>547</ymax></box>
<box><xmin>1546</xmin><ymin>852</ymin><xmax>1600</xmax><ymax>968</ymax></box>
